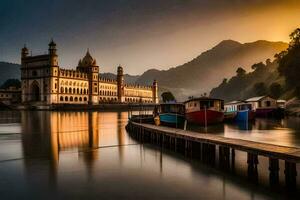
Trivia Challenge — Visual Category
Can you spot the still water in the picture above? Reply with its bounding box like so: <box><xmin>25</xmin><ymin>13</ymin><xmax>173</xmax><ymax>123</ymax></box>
<box><xmin>0</xmin><ymin>111</ymin><xmax>299</xmax><ymax>199</ymax></box>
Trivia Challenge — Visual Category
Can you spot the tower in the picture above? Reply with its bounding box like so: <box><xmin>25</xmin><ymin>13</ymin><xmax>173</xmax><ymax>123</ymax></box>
<box><xmin>21</xmin><ymin>45</ymin><xmax>29</xmax><ymax>102</ymax></box>
<box><xmin>78</xmin><ymin>49</ymin><xmax>99</xmax><ymax>104</ymax></box>
<box><xmin>152</xmin><ymin>80</ymin><xmax>158</xmax><ymax>104</ymax></box>
<box><xmin>117</xmin><ymin>65</ymin><xmax>125</xmax><ymax>103</ymax></box>
<box><xmin>48</xmin><ymin>39</ymin><xmax>59</xmax><ymax>104</ymax></box>
<box><xmin>48</xmin><ymin>39</ymin><xmax>58</xmax><ymax>66</ymax></box>
<box><xmin>21</xmin><ymin>45</ymin><xmax>29</xmax><ymax>62</ymax></box>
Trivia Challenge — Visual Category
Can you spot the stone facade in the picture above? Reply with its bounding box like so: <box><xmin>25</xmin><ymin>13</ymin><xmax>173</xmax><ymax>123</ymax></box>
<box><xmin>21</xmin><ymin>40</ymin><xmax>158</xmax><ymax>105</ymax></box>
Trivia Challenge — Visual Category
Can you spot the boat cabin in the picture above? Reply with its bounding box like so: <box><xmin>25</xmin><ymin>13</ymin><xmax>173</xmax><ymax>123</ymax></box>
<box><xmin>224</xmin><ymin>101</ymin><xmax>241</xmax><ymax>112</ymax></box>
<box><xmin>159</xmin><ymin>103</ymin><xmax>185</xmax><ymax>115</ymax></box>
<box><xmin>185</xmin><ymin>98</ymin><xmax>224</xmax><ymax>112</ymax></box>
<box><xmin>245</xmin><ymin>96</ymin><xmax>277</xmax><ymax>111</ymax></box>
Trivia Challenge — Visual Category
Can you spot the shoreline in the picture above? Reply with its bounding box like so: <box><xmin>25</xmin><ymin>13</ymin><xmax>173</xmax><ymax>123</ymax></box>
<box><xmin>1</xmin><ymin>103</ymin><xmax>157</xmax><ymax>111</ymax></box>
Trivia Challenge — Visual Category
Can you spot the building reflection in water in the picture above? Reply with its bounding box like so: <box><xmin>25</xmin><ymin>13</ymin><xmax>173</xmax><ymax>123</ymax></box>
<box><xmin>20</xmin><ymin>111</ymin><xmax>126</xmax><ymax>187</ymax></box>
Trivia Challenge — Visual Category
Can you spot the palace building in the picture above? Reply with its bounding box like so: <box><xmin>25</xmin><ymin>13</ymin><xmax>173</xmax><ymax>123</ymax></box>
<box><xmin>21</xmin><ymin>40</ymin><xmax>158</xmax><ymax>105</ymax></box>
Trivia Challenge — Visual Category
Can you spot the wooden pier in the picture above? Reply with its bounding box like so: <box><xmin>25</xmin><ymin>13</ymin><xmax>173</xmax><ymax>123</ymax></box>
<box><xmin>126</xmin><ymin>121</ymin><xmax>300</xmax><ymax>188</ymax></box>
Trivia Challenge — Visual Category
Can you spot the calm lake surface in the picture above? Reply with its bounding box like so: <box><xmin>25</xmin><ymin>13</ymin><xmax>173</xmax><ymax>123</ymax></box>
<box><xmin>0</xmin><ymin>111</ymin><xmax>300</xmax><ymax>199</ymax></box>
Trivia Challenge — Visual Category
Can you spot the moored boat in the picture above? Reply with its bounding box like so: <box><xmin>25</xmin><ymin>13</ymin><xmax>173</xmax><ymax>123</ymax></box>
<box><xmin>245</xmin><ymin>96</ymin><xmax>279</xmax><ymax>118</ymax></box>
<box><xmin>158</xmin><ymin>103</ymin><xmax>186</xmax><ymax>128</ymax></box>
<box><xmin>224</xmin><ymin>100</ymin><xmax>240</xmax><ymax>122</ymax></box>
<box><xmin>236</xmin><ymin>103</ymin><xmax>255</xmax><ymax>121</ymax></box>
<box><xmin>184</xmin><ymin>97</ymin><xmax>224</xmax><ymax>125</ymax></box>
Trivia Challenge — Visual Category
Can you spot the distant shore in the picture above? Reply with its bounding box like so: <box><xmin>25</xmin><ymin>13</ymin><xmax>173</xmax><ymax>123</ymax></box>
<box><xmin>1</xmin><ymin>103</ymin><xmax>157</xmax><ymax>111</ymax></box>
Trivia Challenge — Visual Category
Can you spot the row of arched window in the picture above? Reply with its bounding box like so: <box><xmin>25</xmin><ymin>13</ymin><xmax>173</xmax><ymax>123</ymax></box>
<box><xmin>60</xmin><ymin>71</ymin><xmax>87</xmax><ymax>79</ymax></box>
<box><xmin>99</xmin><ymin>90</ymin><xmax>117</xmax><ymax>96</ymax></box>
<box><xmin>60</xmin><ymin>96</ymin><xmax>88</xmax><ymax>102</ymax></box>
<box><xmin>99</xmin><ymin>97</ymin><xmax>118</xmax><ymax>102</ymax></box>
<box><xmin>60</xmin><ymin>80</ymin><xmax>88</xmax><ymax>87</ymax></box>
<box><xmin>125</xmin><ymin>91</ymin><xmax>152</xmax><ymax>98</ymax></box>
<box><xmin>61</xmin><ymin>87</ymin><xmax>88</xmax><ymax>94</ymax></box>
<box><xmin>124</xmin><ymin>97</ymin><xmax>152</xmax><ymax>103</ymax></box>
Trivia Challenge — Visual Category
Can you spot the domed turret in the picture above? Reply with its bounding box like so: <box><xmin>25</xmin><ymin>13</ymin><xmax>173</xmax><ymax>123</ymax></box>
<box><xmin>117</xmin><ymin>65</ymin><xmax>125</xmax><ymax>102</ymax></box>
<box><xmin>81</xmin><ymin>49</ymin><xmax>97</xmax><ymax>67</ymax></box>
<box><xmin>117</xmin><ymin>65</ymin><xmax>123</xmax><ymax>75</ymax></box>
<box><xmin>48</xmin><ymin>38</ymin><xmax>57</xmax><ymax>55</ymax></box>
<box><xmin>21</xmin><ymin>44</ymin><xmax>29</xmax><ymax>58</ymax></box>
<box><xmin>49</xmin><ymin>39</ymin><xmax>56</xmax><ymax>47</ymax></box>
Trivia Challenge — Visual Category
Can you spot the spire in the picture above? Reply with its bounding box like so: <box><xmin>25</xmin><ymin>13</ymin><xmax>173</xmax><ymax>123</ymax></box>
<box><xmin>49</xmin><ymin>38</ymin><xmax>56</xmax><ymax>47</ymax></box>
<box><xmin>21</xmin><ymin>43</ymin><xmax>29</xmax><ymax>58</ymax></box>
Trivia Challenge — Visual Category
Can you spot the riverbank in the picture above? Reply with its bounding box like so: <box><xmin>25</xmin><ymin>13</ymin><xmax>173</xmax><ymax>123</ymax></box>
<box><xmin>6</xmin><ymin>103</ymin><xmax>157</xmax><ymax>111</ymax></box>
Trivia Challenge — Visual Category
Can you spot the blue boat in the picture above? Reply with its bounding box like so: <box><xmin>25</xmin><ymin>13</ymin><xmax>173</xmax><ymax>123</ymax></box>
<box><xmin>158</xmin><ymin>103</ymin><xmax>186</xmax><ymax>128</ymax></box>
<box><xmin>236</xmin><ymin>104</ymin><xmax>255</xmax><ymax>121</ymax></box>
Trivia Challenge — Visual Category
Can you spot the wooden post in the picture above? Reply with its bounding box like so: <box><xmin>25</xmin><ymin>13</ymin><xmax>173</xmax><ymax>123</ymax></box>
<box><xmin>184</xmin><ymin>139</ymin><xmax>188</xmax><ymax>156</ymax></box>
<box><xmin>175</xmin><ymin>137</ymin><xmax>177</xmax><ymax>152</ymax></box>
<box><xmin>219</xmin><ymin>146</ymin><xmax>229</xmax><ymax>169</ymax></box>
<box><xmin>247</xmin><ymin>153</ymin><xmax>258</xmax><ymax>182</ymax></box>
<box><xmin>269</xmin><ymin>158</ymin><xmax>279</xmax><ymax>186</ymax></box>
<box><xmin>231</xmin><ymin>149</ymin><xmax>235</xmax><ymax>173</ymax></box>
<box><xmin>209</xmin><ymin>144</ymin><xmax>216</xmax><ymax>166</ymax></box>
<box><xmin>284</xmin><ymin>161</ymin><xmax>297</xmax><ymax>189</ymax></box>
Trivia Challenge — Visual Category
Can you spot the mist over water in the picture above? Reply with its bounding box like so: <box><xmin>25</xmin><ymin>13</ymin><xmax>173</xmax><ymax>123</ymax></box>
<box><xmin>0</xmin><ymin>111</ymin><xmax>299</xmax><ymax>199</ymax></box>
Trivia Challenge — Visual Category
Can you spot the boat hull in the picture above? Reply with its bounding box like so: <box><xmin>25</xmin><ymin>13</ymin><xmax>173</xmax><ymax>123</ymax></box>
<box><xmin>236</xmin><ymin>110</ymin><xmax>255</xmax><ymax>121</ymax></box>
<box><xmin>159</xmin><ymin>113</ymin><xmax>185</xmax><ymax>128</ymax></box>
<box><xmin>186</xmin><ymin>110</ymin><xmax>224</xmax><ymax>125</ymax></box>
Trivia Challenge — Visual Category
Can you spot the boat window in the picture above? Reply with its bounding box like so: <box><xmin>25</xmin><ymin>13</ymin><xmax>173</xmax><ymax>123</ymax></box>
<box><xmin>238</xmin><ymin>104</ymin><xmax>252</xmax><ymax>110</ymax></box>
<box><xmin>161</xmin><ymin>104</ymin><xmax>185</xmax><ymax>114</ymax></box>
<box><xmin>200</xmin><ymin>100</ymin><xmax>211</xmax><ymax>109</ymax></box>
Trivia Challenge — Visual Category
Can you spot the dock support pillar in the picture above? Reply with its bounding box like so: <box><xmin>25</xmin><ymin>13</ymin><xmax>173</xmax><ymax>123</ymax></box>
<box><xmin>269</xmin><ymin>158</ymin><xmax>279</xmax><ymax>186</ymax></box>
<box><xmin>219</xmin><ymin>146</ymin><xmax>230</xmax><ymax>169</ymax></box>
<box><xmin>231</xmin><ymin>149</ymin><xmax>235</xmax><ymax>172</ymax></box>
<box><xmin>284</xmin><ymin>161</ymin><xmax>297</xmax><ymax>189</ymax></box>
<box><xmin>247</xmin><ymin>153</ymin><xmax>258</xmax><ymax>182</ymax></box>
<box><xmin>209</xmin><ymin>144</ymin><xmax>216</xmax><ymax>166</ymax></box>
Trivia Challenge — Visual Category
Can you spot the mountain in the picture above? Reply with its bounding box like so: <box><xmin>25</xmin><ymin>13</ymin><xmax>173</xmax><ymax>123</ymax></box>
<box><xmin>0</xmin><ymin>62</ymin><xmax>139</xmax><ymax>85</ymax></box>
<box><xmin>209</xmin><ymin>61</ymin><xmax>284</xmax><ymax>102</ymax></box>
<box><xmin>101</xmin><ymin>73</ymin><xmax>140</xmax><ymax>84</ymax></box>
<box><xmin>136</xmin><ymin>40</ymin><xmax>288</xmax><ymax>101</ymax></box>
<box><xmin>0</xmin><ymin>62</ymin><xmax>20</xmax><ymax>85</ymax></box>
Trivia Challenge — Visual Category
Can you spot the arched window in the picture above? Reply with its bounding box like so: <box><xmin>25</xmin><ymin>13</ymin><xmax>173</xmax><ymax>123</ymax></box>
<box><xmin>75</xmin><ymin>97</ymin><xmax>78</xmax><ymax>102</ymax></box>
<box><xmin>65</xmin><ymin>87</ymin><xmax>68</xmax><ymax>93</ymax></box>
<box><xmin>60</xmin><ymin>96</ymin><xmax>63</xmax><ymax>101</ymax></box>
<box><xmin>79</xmin><ymin>97</ymin><xmax>82</xmax><ymax>101</ymax></box>
<box><xmin>69</xmin><ymin>88</ymin><xmax>72</xmax><ymax>93</ymax></box>
<box><xmin>83</xmin><ymin>89</ymin><xmax>86</xmax><ymax>94</ymax></box>
<box><xmin>70</xmin><ymin>96</ymin><xmax>73</xmax><ymax>101</ymax></box>
<box><xmin>61</xmin><ymin>87</ymin><xmax>64</xmax><ymax>93</ymax></box>
<box><xmin>87</xmin><ymin>89</ymin><xmax>88</xmax><ymax>94</ymax></box>
<box><xmin>84</xmin><ymin>97</ymin><xmax>87</xmax><ymax>101</ymax></box>
<box><xmin>77</xmin><ymin>88</ymin><xmax>79</xmax><ymax>94</ymax></box>
<box><xmin>73</xmin><ymin>88</ymin><xmax>75</xmax><ymax>94</ymax></box>
<box><xmin>65</xmin><ymin>96</ymin><xmax>68</xmax><ymax>101</ymax></box>
<box><xmin>80</xmin><ymin>89</ymin><xmax>82</xmax><ymax>94</ymax></box>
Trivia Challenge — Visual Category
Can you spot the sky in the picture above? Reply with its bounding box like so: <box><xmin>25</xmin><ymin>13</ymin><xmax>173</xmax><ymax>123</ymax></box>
<box><xmin>0</xmin><ymin>0</ymin><xmax>300</xmax><ymax>75</ymax></box>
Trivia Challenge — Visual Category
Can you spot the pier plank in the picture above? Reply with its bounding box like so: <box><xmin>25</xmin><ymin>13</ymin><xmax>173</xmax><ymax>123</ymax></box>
<box><xmin>131</xmin><ymin>122</ymin><xmax>300</xmax><ymax>162</ymax></box>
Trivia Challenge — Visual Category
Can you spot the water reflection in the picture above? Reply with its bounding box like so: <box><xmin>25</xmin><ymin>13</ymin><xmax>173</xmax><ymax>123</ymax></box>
<box><xmin>0</xmin><ymin>111</ymin><xmax>299</xmax><ymax>199</ymax></box>
<box><xmin>187</xmin><ymin>117</ymin><xmax>300</xmax><ymax>148</ymax></box>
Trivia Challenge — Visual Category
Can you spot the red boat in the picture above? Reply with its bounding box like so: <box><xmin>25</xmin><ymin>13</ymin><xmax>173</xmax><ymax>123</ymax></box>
<box><xmin>184</xmin><ymin>97</ymin><xmax>224</xmax><ymax>125</ymax></box>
